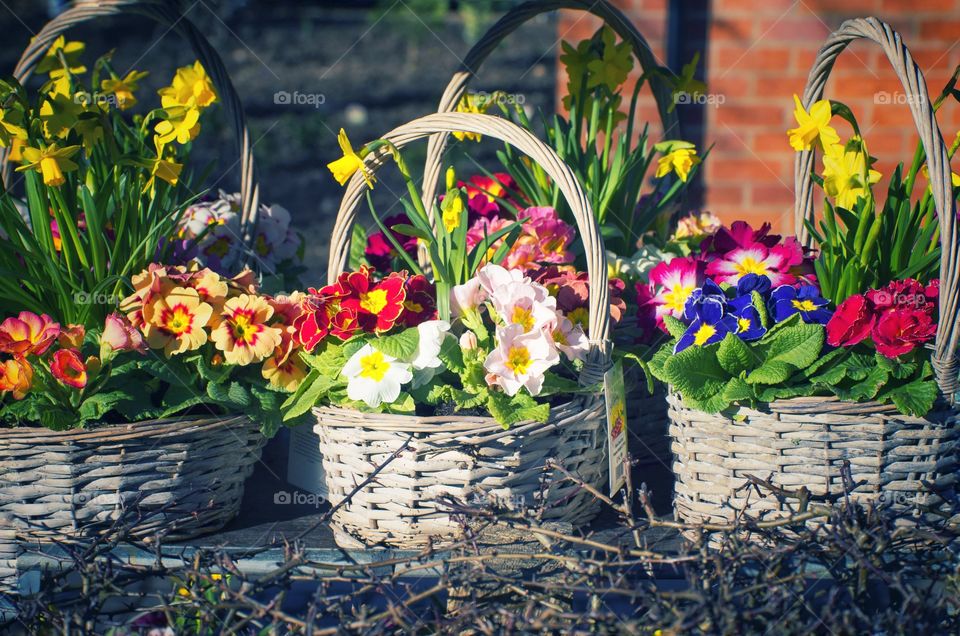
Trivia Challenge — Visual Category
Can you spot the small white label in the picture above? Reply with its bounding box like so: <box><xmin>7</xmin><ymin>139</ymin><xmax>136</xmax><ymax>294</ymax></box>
<box><xmin>605</xmin><ymin>360</ymin><xmax>629</xmax><ymax>495</ymax></box>
<box><xmin>286</xmin><ymin>422</ymin><xmax>328</xmax><ymax>497</ymax></box>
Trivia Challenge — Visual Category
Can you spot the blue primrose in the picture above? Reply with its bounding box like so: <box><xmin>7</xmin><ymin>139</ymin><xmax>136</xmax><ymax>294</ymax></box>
<box><xmin>736</xmin><ymin>273</ymin><xmax>772</xmax><ymax>298</ymax></box>
<box><xmin>674</xmin><ymin>299</ymin><xmax>737</xmax><ymax>353</ymax></box>
<box><xmin>770</xmin><ymin>284</ymin><xmax>832</xmax><ymax>324</ymax></box>
<box><xmin>683</xmin><ymin>279</ymin><xmax>727</xmax><ymax>321</ymax></box>
<box><xmin>730</xmin><ymin>301</ymin><xmax>767</xmax><ymax>341</ymax></box>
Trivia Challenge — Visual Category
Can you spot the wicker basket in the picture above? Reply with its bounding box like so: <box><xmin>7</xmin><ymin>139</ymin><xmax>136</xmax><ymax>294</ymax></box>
<box><xmin>419</xmin><ymin>0</ymin><xmax>676</xmax><ymax>468</ymax></box>
<box><xmin>0</xmin><ymin>516</ymin><xmax>15</xmax><ymax>597</ymax></box>
<box><xmin>317</xmin><ymin>112</ymin><xmax>613</xmax><ymax>549</ymax></box>
<box><xmin>670</xmin><ymin>17</ymin><xmax>960</xmax><ymax>528</ymax></box>
<box><xmin>0</xmin><ymin>1</ymin><xmax>267</xmax><ymax>548</ymax></box>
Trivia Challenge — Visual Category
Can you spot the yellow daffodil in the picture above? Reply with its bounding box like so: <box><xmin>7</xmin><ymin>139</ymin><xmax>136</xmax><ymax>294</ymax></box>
<box><xmin>35</xmin><ymin>36</ymin><xmax>87</xmax><ymax>78</ymax></box>
<box><xmin>441</xmin><ymin>193</ymin><xmax>464</xmax><ymax>233</ymax></box>
<box><xmin>144</xmin><ymin>139</ymin><xmax>183</xmax><ymax>197</ymax></box>
<box><xmin>39</xmin><ymin>91</ymin><xmax>84</xmax><ymax>139</ymax></box>
<box><xmin>586</xmin><ymin>27</ymin><xmax>633</xmax><ymax>92</ymax></box>
<box><xmin>159</xmin><ymin>61</ymin><xmax>217</xmax><ymax>111</ymax></box>
<box><xmin>821</xmin><ymin>139</ymin><xmax>881</xmax><ymax>210</ymax></box>
<box><xmin>101</xmin><ymin>70</ymin><xmax>149</xmax><ymax>110</ymax></box>
<box><xmin>560</xmin><ymin>38</ymin><xmax>594</xmax><ymax>90</ymax></box>
<box><xmin>0</xmin><ymin>108</ymin><xmax>27</xmax><ymax>147</ymax></box>
<box><xmin>155</xmin><ymin>106</ymin><xmax>201</xmax><ymax>146</ymax></box>
<box><xmin>655</xmin><ymin>141</ymin><xmax>700</xmax><ymax>182</ymax></box>
<box><xmin>327</xmin><ymin>128</ymin><xmax>374</xmax><ymax>187</ymax></box>
<box><xmin>787</xmin><ymin>94</ymin><xmax>840</xmax><ymax>152</ymax></box>
<box><xmin>72</xmin><ymin>112</ymin><xmax>104</xmax><ymax>152</ymax></box>
<box><xmin>8</xmin><ymin>137</ymin><xmax>24</xmax><ymax>163</ymax></box>
<box><xmin>453</xmin><ymin>93</ymin><xmax>491</xmax><ymax>142</ymax></box>
<box><xmin>15</xmin><ymin>143</ymin><xmax>80</xmax><ymax>187</ymax></box>
<box><xmin>668</xmin><ymin>53</ymin><xmax>708</xmax><ymax>112</ymax></box>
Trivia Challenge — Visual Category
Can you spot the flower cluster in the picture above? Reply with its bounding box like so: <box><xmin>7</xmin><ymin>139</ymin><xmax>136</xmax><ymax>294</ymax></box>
<box><xmin>826</xmin><ymin>278</ymin><xmax>938</xmax><ymax>358</ymax></box>
<box><xmin>119</xmin><ymin>264</ymin><xmax>307</xmax><ymax>391</ymax></box>
<box><xmin>673</xmin><ymin>274</ymin><xmax>831</xmax><ymax>353</ymax></box>
<box><xmin>0</xmin><ymin>310</ymin><xmax>144</xmax><ymax>400</ymax></box>
<box><xmin>465</xmin><ymin>206</ymin><xmax>575</xmax><ymax>271</ymax></box>
<box><xmin>175</xmin><ymin>191</ymin><xmax>300</xmax><ymax>275</ymax></box>
<box><xmin>639</xmin><ymin>221</ymin><xmax>814</xmax><ymax>333</ymax></box>
<box><xmin>454</xmin><ymin>264</ymin><xmax>589</xmax><ymax>397</ymax></box>
<box><xmin>294</xmin><ymin>266</ymin><xmax>436</xmax><ymax>351</ymax></box>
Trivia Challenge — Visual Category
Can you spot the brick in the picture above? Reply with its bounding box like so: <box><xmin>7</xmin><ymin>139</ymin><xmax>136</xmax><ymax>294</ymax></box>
<box><xmin>714</xmin><ymin>46</ymin><xmax>792</xmax><ymax>72</ymax></box>
<box><xmin>715</xmin><ymin>104</ymin><xmax>788</xmax><ymax>126</ymax></box>
<box><xmin>707</xmin><ymin>184</ymin><xmax>748</xmax><ymax>207</ymax></box>
<box><xmin>757</xmin><ymin>17</ymin><xmax>833</xmax><ymax>42</ymax></box>
<box><xmin>882</xmin><ymin>0</ymin><xmax>960</xmax><ymax>12</ymax></box>
<box><xmin>754</xmin><ymin>131</ymin><xmax>794</xmax><ymax>155</ymax></box>
<box><xmin>919</xmin><ymin>20</ymin><xmax>960</xmax><ymax>40</ymax></box>
<box><xmin>709</xmin><ymin>17</ymin><xmax>757</xmax><ymax>42</ymax></box>
<box><xmin>751</xmin><ymin>183</ymin><xmax>794</xmax><ymax>207</ymax></box>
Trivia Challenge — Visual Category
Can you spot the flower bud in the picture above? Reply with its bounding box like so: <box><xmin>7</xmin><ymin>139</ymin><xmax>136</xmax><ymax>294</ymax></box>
<box><xmin>459</xmin><ymin>331</ymin><xmax>478</xmax><ymax>351</ymax></box>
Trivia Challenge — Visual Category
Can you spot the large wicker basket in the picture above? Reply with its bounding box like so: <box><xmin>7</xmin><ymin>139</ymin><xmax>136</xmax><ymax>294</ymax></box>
<box><xmin>0</xmin><ymin>0</ymin><xmax>267</xmax><ymax>551</ymax></box>
<box><xmin>419</xmin><ymin>0</ymin><xmax>676</xmax><ymax>468</ymax></box>
<box><xmin>670</xmin><ymin>17</ymin><xmax>960</xmax><ymax>528</ymax></box>
<box><xmin>317</xmin><ymin>112</ymin><xmax>613</xmax><ymax>549</ymax></box>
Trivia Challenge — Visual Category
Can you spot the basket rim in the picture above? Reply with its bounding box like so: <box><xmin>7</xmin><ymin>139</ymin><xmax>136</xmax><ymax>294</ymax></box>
<box><xmin>665</xmin><ymin>390</ymin><xmax>956</xmax><ymax>420</ymax></box>
<box><xmin>0</xmin><ymin>413</ymin><xmax>252</xmax><ymax>444</ymax></box>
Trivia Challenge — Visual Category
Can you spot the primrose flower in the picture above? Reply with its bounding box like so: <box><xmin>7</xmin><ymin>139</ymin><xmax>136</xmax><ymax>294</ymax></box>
<box><xmin>0</xmin><ymin>357</ymin><xmax>32</xmax><ymax>400</ymax></box>
<box><xmin>262</xmin><ymin>332</ymin><xmax>308</xmax><ymax>392</ymax></box>
<box><xmin>0</xmin><ymin>311</ymin><xmax>60</xmax><ymax>356</ymax></box>
<box><xmin>655</xmin><ymin>141</ymin><xmax>700</xmax><ymax>183</ymax></box>
<box><xmin>491</xmin><ymin>279</ymin><xmax>558</xmax><ymax>335</ymax></box>
<box><xmin>549</xmin><ymin>316</ymin><xmax>589</xmax><ymax>361</ymax></box>
<box><xmin>648</xmin><ymin>256</ymin><xmax>704</xmax><ymax>325</ymax></box>
<box><xmin>142</xmin><ymin>286</ymin><xmax>213</xmax><ymax>357</ymax></box>
<box><xmin>211</xmin><ymin>294</ymin><xmax>282</xmax><ymax>366</ymax></box>
<box><xmin>683</xmin><ymin>279</ymin><xmax>727</xmax><ymax>322</ymax></box>
<box><xmin>339</xmin><ymin>267</ymin><xmax>407</xmax><ymax>333</ymax></box>
<box><xmin>408</xmin><ymin>319</ymin><xmax>451</xmax><ymax>388</ymax></box>
<box><xmin>451</xmin><ymin>277</ymin><xmax>487</xmax><ymax>317</ymax></box>
<box><xmin>674</xmin><ymin>299</ymin><xmax>736</xmax><ymax>354</ymax></box>
<box><xmin>513</xmin><ymin>207</ymin><xmax>574</xmax><ymax>266</ymax></box>
<box><xmin>728</xmin><ymin>295</ymin><xmax>767</xmax><ymax>341</ymax></box>
<box><xmin>872</xmin><ymin>308</ymin><xmax>936</xmax><ymax>358</ymax></box>
<box><xmin>328</xmin><ymin>128</ymin><xmax>374</xmax><ymax>187</ymax></box>
<box><xmin>155</xmin><ymin>106</ymin><xmax>201</xmax><ymax>146</ymax></box>
<box><xmin>252</xmin><ymin>202</ymin><xmax>299</xmax><ymax>269</ymax></box>
<box><xmin>787</xmin><ymin>94</ymin><xmax>840</xmax><ymax>152</ymax></box>
<box><xmin>294</xmin><ymin>284</ymin><xmax>346</xmax><ymax>350</ymax></box>
<box><xmin>343</xmin><ymin>343</ymin><xmax>413</xmax><ymax>408</ymax></box>
<box><xmin>705</xmin><ymin>243</ymin><xmax>803</xmax><ymax>287</ymax></box>
<box><xmin>101</xmin><ymin>70</ymin><xmax>149</xmax><ymax>110</ymax></box>
<box><xmin>364</xmin><ymin>213</ymin><xmax>420</xmax><ymax>272</ymax></box>
<box><xmin>822</xmin><ymin>140</ymin><xmax>881</xmax><ymax>210</ymax></box>
<box><xmin>100</xmin><ymin>312</ymin><xmax>146</xmax><ymax>359</ymax></box>
<box><xmin>398</xmin><ymin>275</ymin><xmax>437</xmax><ymax>327</ymax></box>
<box><xmin>16</xmin><ymin>144</ymin><xmax>80</xmax><ymax>187</ymax></box>
<box><xmin>58</xmin><ymin>324</ymin><xmax>85</xmax><ymax>349</ymax></box>
<box><xmin>672</xmin><ymin>211</ymin><xmax>722</xmax><ymax>240</ymax></box>
<box><xmin>484</xmin><ymin>324</ymin><xmax>560</xmax><ymax>397</ymax></box>
<box><xmin>770</xmin><ymin>284</ymin><xmax>832</xmax><ymax>324</ymax></box>
<box><xmin>50</xmin><ymin>349</ymin><xmax>87</xmax><ymax>389</ymax></box>
<box><xmin>159</xmin><ymin>61</ymin><xmax>217</xmax><ymax>110</ymax></box>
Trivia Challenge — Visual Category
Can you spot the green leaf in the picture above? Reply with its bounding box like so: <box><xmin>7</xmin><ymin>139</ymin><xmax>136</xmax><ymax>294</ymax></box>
<box><xmin>487</xmin><ymin>391</ymin><xmax>550</xmax><ymax>428</ymax></box>
<box><xmin>751</xmin><ymin>290</ymin><xmax>771</xmax><ymax>329</ymax></box>
<box><xmin>661</xmin><ymin>345</ymin><xmax>730</xmax><ymax>401</ymax></box>
<box><xmin>207</xmin><ymin>381</ymin><xmax>252</xmax><ymax>409</ymax></box>
<box><xmin>747</xmin><ymin>321</ymin><xmax>824</xmax><ymax>385</ymax></box>
<box><xmin>722</xmin><ymin>377</ymin><xmax>755</xmax><ymax>403</ymax></box>
<box><xmin>79</xmin><ymin>390</ymin><xmax>132</xmax><ymax>421</ymax></box>
<box><xmin>646</xmin><ymin>342</ymin><xmax>674</xmax><ymax>382</ymax></box>
<box><xmin>438</xmin><ymin>336</ymin><xmax>465</xmax><ymax>373</ymax></box>
<box><xmin>882</xmin><ymin>373</ymin><xmax>938</xmax><ymax>417</ymax></box>
<box><xmin>717</xmin><ymin>333</ymin><xmax>760</xmax><ymax>376</ymax></box>
<box><xmin>373</xmin><ymin>328</ymin><xmax>420</xmax><ymax>361</ymax></box>
<box><xmin>281</xmin><ymin>370</ymin><xmax>337</xmax><ymax>421</ymax></box>
<box><xmin>662</xmin><ymin>315</ymin><xmax>688</xmax><ymax>340</ymax></box>
<box><xmin>301</xmin><ymin>342</ymin><xmax>347</xmax><ymax>379</ymax></box>
<box><xmin>756</xmin><ymin>383</ymin><xmax>816</xmax><ymax>402</ymax></box>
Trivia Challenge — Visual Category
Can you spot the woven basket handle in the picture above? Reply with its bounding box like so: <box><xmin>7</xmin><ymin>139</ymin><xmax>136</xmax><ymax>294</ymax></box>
<box><xmin>0</xmin><ymin>0</ymin><xmax>260</xmax><ymax>245</ymax></box>
<box><xmin>420</xmin><ymin>0</ymin><xmax>679</xmax><ymax>211</ymax></box>
<box><xmin>327</xmin><ymin>112</ymin><xmax>612</xmax><ymax>385</ymax></box>
<box><xmin>793</xmin><ymin>17</ymin><xmax>959</xmax><ymax>401</ymax></box>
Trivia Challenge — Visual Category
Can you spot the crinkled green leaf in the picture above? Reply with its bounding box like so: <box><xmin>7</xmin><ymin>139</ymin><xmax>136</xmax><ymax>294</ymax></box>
<box><xmin>374</xmin><ymin>328</ymin><xmax>420</xmax><ymax>361</ymax></box>
<box><xmin>662</xmin><ymin>315</ymin><xmax>688</xmax><ymax>340</ymax></box>
<box><xmin>717</xmin><ymin>332</ymin><xmax>759</xmax><ymax>376</ymax></box>
<box><xmin>661</xmin><ymin>344</ymin><xmax>730</xmax><ymax>402</ymax></box>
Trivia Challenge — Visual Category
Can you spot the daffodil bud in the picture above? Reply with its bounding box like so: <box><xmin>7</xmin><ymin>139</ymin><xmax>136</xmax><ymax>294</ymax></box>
<box><xmin>445</xmin><ymin>165</ymin><xmax>456</xmax><ymax>191</ymax></box>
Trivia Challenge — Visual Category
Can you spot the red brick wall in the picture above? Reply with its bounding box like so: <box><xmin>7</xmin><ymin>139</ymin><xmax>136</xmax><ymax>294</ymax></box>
<box><xmin>559</xmin><ymin>0</ymin><xmax>960</xmax><ymax>234</ymax></box>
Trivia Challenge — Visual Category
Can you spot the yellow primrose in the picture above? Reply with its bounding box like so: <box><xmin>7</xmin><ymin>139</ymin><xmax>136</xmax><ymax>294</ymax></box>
<box><xmin>155</xmin><ymin>106</ymin><xmax>201</xmax><ymax>146</ymax></box>
<box><xmin>16</xmin><ymin>143</ymin><xmax>80</xmax><ymax>187</ymax></box>
<box><xmin>35</xmin><ymin>36</ymin><xmax>87</xmax><ymax>78</ymax></box>
<box><xmin>821</xmin><ymin>139</ymin><xmax>881</xmax><ymax>210</ymax></box>
<box><xmin>159</xmin><ymin>61</ymin><xmax>217</xmax><ymax>111</ymax></box>
<box><xmin>101</xmin><ymin>70</ymin><xmax>149</xmax><ymax>110</ymax></box>
<box><xmin>454</xmin><ymin>93</ymin><xmax>491</xmax><ymax>142</ymax></box>
<box><xmin>655</xmin><ymin>141</ymin><xmax>700</xmax><ymax>183</ymax></box>
<box><xmin>586</xmin><ymin>27</ymin><xmax>633</xmax><ymax>92</ymax></box>
<box><xmin>327</xmin><ymin>128</ymin><xmax>374</xmax><ymax>187</ymax></box>
<box><xmin>787</xmin><ymin>94</ymin><xmax>840</xmax><ymax>153</ymax></box>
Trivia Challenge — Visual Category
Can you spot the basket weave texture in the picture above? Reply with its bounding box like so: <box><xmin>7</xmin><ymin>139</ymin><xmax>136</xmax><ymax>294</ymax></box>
<box><xmin>0</xmin><ymin>416</ymin><xmax>265</xmax><ymax>544</ymax></box>
<box><xmin>317</xmin><ymin>112</ymin><xmax>613</xmax><ymax>548</ymax></box>
<box><xmin>669</xmin><ymin>17</ymin><xmax>960</xmax><ymax>527</ymax></box>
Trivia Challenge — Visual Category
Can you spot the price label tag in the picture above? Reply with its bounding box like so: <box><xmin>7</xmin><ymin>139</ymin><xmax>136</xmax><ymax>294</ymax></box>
<box><xmin>604</xmin><ymin>360</ymin><xmax>628</xmax><ymax>495</ymax></box>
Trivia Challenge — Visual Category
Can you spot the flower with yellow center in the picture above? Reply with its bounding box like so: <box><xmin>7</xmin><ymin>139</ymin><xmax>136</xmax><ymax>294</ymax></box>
<box><xmin>327</xmin><ymin>128</ymin><xmax>374</xmax><ymax>187</ymax></box>
<box><xmin>155</xmin><ymin>106</ymin><xmax>201</xmax><ymax>146</ymax></box>
<box><xmin>142</xmin><ymin>286</ymin><xmax>213</xmax><ymax>357</ymax></box>
<box><xmin>453</xmin><ymin>93</ymin><xmax>492</xmax><ymax>142</ymax></box>
<box><xmin>159</xmin><ymin>61</ymin><xmax>217</xmax><ymax>110</ymax></box>
<box><xmin>342</xmin><ymin>343</ymin><xmax>412</xmax><ymax>408</ymax></box>
<box><xmin>787</xmin><ymin>94</ymin><xmax>840</xmax><ymax>152</ymax></box>
<box><xmin>101</xmin><ymin>70</ymin><xmax>149</xmax><ymax>110</ymax></box>
<box><xmin>822</xmin><ymin>140</ymin><xmax>881</xmax><ymax>210</ymax></box>
<box><xmin>262</xmin><ymin>336</ymin><xmax>308</xmax><ymax>392</ymax></box>
<box><xmin>655</xmin><ymin>141</ymin><xmax>700</xmax><ymax>183</ymax></box>
<box><xmin>211</xmin><ymin>294</ymin><xmax>282</xmax><ymax>366</ymax></box>
<box><xmin>483</xmin><ymin>324</ymin><xmax>559</xmax><ymax>397</ymax></box>
<box><xmin>16</xmin><ymin>143</ymin><xmax>80</xmax><ymax>187</ymax></box>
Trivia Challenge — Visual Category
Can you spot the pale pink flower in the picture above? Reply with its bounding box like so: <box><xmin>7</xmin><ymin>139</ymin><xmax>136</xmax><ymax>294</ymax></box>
<box><xmin>451</xmin><ymin>278</ymin><xmax>487</xmax><ymax>317</ymax></box>
<box><xmin>484</xmin><ymin>324</ymin><xmax>559</xmax><ymax>396</ymax></box>
<box><xmin>549</xmin><ymin>315</ymin><xmax>589</xmax><ymax>361</ymax></box>
<box><xmin>489</xmin><ymin>279</ymin><xmax>556</xmax><ymax>335</ymax></box>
